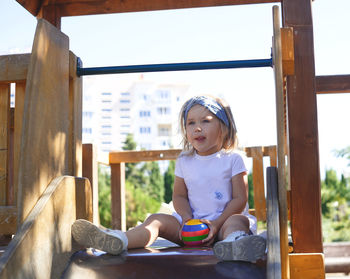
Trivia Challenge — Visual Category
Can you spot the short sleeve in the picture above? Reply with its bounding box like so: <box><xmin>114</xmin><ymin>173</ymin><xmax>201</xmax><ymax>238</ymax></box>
<box><xmin>231</xmin><ymin>153</ymin><xmax>247</xmax><ymax>177</ymax></box>
<box><xmin>174</xmin><ymin>157</ymin><xmax>184</xmax><ymax>178</ymax></box>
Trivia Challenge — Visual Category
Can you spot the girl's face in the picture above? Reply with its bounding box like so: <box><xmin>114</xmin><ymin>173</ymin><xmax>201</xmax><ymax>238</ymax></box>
<box><xmin>185</xmin><ymin>104</ymin><xmax>223</xmax><ymax>156</ymax></box>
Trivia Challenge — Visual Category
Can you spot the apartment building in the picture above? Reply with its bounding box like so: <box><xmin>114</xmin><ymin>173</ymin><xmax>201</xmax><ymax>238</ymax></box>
<box><xmin>82</xmin><ymin>76</ymin><xmax>190</xmax><ymax>153</ymax></box>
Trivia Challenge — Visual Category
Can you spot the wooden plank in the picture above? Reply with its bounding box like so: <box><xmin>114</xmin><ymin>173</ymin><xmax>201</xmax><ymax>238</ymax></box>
<box><xmin>272</xmin><ymin>6</ymin><xmax>290</xmax><ymax>279</ymax></box>
<box><xmin>281</xmin><ymin>27</ymin><xmax>294</xmax><ymax>76</ymax></box>
<box><xmin>0</xmin><ymin>206</ymin><xmax>17</xmax><ymax>235</ymax></box>
<box><xmin>0</xmin><ymin>84</ymin><xmax>10</xmax><ymax>206</ymax></box>
<box><xmin>282</xmin><ymin>0</ymin><xmax>323</xmax><ymax>253</ymax></box>
<box><xmin>82</xmin><ymin>144</ymin><xmax>99</xmax><ymax>224</ymax></box>
<box><xmin>13</xmin><ymin>82</ymin><xmax>26</xmax><ymax>208</ymax></box>
<box><xmin>111</xmin><ymin>163</ymin><xmax>126</xmax><ymax>231</ymax></box>
<box><xmin>75</xmin><ymin>176</ymin><xmax>93</xmax><ymax>222</ymax></box>
<box><xmin>19</xmin><ymin>0</ymin><xmax>280</xmax><ymax>18</ymax></box>
<box><xmin>289</xmin><ymin>253</ymin><xmax>325</xmax><ymax>279</ymax></box>
<box><xmin>316</xmin><ymin>75</ymin><xmax>350</xmax><ymax>94</ymax></box>
<box><xmin>266</xmin><ymin>167</ymin><xmax>281</xmax><ymax>279</ymax></box>
<box><xmin>0</xmin><ymin>54</ymin><xmax>30</xmax><ymax>84</ymax></box>
<box><xmin>250</xmin><ymin>147</ymin><xmax>266</xmax><ymax>221</ymax></box>
<box><xmin>17</xmin><ymin>19</ymin><xmax>70</xmax><ymax>225</ymax></box>
<box><xmin>68</xmin><ymin>51</ymin><xmax>82</xmax><ymax>178</ymax></box>
<box><xmin>109</xmin><ymin>149</ymin><xmax>181</xmax><ymax>164</ymax></box>
<box><xmin>0</xmin><ymin>176</ymin><xmax>90</xmax><ymax>279</ymax></box>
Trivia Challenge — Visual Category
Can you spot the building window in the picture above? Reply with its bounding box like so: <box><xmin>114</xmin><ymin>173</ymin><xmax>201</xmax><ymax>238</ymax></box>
<box><xmin>120</xmin><ymin>108</ymin><xmax>130</xmax><ymax>112</ymax></box>
<box><xmin>102</xmin><ymin>108</ymin><xmax>112</xmax><ymax>112</ymax></box>
<box><xmin>157</xmin><ymin>89</ymin><xmax>170</xmax><ymax>99</ymax></box>
<box><xmin>101</xmin><ymin>125</ymin><xmax>112</xmax><ymax>128</ymax></box>
<box><xmin>121</xmin><ymin>92</ymin><xmax>130</xmax><ymax>96</ymax></box>
<box><xmin>102</xmin><ymin>92</ymin><xmax>112</xmax><ymax>96</ymax></box>
<box><xmin>120</xmin><ymin>99</ymin><xmax>130</xmax><ymax>103</ymax></box>
<box><xmin>158</xmin><ymin>127</ymin><xmax>169</xmax><ymax>136</ymax></box>
<box><xmin>102</xmin><ymin>100</ymin><xmax>112</xmax><ymax>103</ymax></box>
<box><xmin>140</xmin><ymin>127</ymin><xmax>151</xmax><ymax>134</ymax></box>
<box><xmin>139</xmin><ymin>110</ymin><xmax>151</xmax><ymax>117</ymax></box>
<box><xmin>82</xmin><ymin>128</ymin><xmax>92</xmax><ymax>134</ymax></box>
<box><xmin>120</xmin><ymin>116</ymin><xmax>130</xmax><ymax>119</ymax></box>
<box><xmin>157</xmin><ymin>107</ymin><xmax>170</xmax><ymax>115</ymax></box>
<box><xmin>83</xmin><ymin>111</ymin><xmax>93</xmax><ymax>118</ymax></box>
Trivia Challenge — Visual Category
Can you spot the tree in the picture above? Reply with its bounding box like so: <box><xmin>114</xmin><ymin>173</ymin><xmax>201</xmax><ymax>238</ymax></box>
<box><xmin>146</xmin><ymin>161</ymin><xmax>164</xmax><ymax>202</ymax></box>
<box><xmin>164</xmin><ymin>160</ymin><xmax>175</xmax><ymax>203</ymax></box>
<box><xmin>98</xmin><ymin>165</ymin><xmax>112</xmax><ymax>228</ymax></box>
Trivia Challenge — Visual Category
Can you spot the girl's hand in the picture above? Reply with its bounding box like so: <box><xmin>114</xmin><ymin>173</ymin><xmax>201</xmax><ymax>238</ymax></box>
<box><xmin>200</xmin><ymin>219</ymin><xmax>220</xmax><ymax>246</ymax></box>
<box><xmin>178</xmin><ymin>218</ymin><xmax>192</xmax><ymax>242</ymax></box>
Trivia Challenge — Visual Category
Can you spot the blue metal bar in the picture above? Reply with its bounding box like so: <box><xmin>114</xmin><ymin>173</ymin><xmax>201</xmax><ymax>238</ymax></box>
<box><xmin>76</xmin><ymin>58</ymin><xmax>273</xmax><ymax>76</ymax></box>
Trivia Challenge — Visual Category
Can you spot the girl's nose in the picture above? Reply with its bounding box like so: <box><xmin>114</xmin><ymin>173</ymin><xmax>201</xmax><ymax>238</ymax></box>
<box><xmin>195</xmin><ymin>125</ymin><xmax>202</xmax><ymax>132</ymax></box>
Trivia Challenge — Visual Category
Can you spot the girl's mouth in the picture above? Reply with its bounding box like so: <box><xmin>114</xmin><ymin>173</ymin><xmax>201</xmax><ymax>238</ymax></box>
<box><xmin>195</xmin><ymin>136</ymin><xmax>206</xmax><ymax>142</ymax></box>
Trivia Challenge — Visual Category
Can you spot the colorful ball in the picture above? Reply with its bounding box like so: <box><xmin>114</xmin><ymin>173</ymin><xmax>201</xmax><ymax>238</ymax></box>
<box><xmin>181</xmin><ymin>219</ymin><xmax>209</xmax><ymax>246</ymax></box>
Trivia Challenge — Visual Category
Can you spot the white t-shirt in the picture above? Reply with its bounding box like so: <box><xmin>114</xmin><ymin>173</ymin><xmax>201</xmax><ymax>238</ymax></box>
<box><xmin>173</xmin><ymin>149</ymin><xmax>257</xmax><ymax>234</ymax></box>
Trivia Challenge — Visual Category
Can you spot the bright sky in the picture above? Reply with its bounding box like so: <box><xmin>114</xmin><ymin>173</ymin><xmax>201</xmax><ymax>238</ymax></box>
<box><xmin>1</xmin><ymin>0</ymin><xmax>349</xmax><ymax>178</ymax></box>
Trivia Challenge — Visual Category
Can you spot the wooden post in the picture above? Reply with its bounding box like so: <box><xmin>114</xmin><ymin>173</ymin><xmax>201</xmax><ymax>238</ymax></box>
<box><xmin>0</xmin><ymin>84</ymin><xmax>10</xmax><ymax>206</ymax></box>
<box><xmin>69</xmin><ymin>51</ymin><xmax>82</xmax><ymax>178</ymax></box>
<box><xmin>110</xmin><ymin>163</ymin><xmax>126</xmax><ymax>231</ymax></box>
<box><xmin>82</xmin><ymin>144</ymin><xmax>99</xmax><ymax>224</ymax></box>
<box><xmin>250</xmin><ymin>147</ymin><xmax>266</xmax><ymax>221</ymax></box>
<box><xmin>282</xmin><ymin>0</ymin><xmax>323</xmax><ymax>253</ymax></box>
<box><xmin>17</xmin><ymin>19</ymin><xmax>70</xmax><ymax>225</ymax></box>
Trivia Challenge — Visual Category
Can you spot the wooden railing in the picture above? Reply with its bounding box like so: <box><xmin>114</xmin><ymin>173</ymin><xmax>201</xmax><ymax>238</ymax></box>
<box><xmin>95</xmin><ymin>145</ymin><xmax>277</xmax><ymax>231</ymax></box>
<box><xmin>0</xmin><ymin>19</ymin><xmax>82</xmax><ymax>235</ymax></box>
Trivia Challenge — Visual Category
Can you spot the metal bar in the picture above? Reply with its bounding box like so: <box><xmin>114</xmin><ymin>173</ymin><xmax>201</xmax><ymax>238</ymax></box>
<box><xmin>76</xmin><ymin>58</ymin><xmax>273</xmax><ymax>76</ymax></box>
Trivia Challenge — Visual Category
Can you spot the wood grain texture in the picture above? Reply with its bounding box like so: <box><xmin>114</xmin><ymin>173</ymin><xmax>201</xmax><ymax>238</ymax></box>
<box><xmin>289</xmin><ymin>253</ymin><xmax>325</xmax><ymax>279</ymax></box>
<box><xmin>17</xmin><ymin>19</ymin><xmax>70</xmax><ymax>225</ymax></box>
<box><xmin>0</xmin><ymin>54</ymin><xmax>30</xmax><ymax>84</ymax></box>
<box><xmin>0</xmin><ymin>176</ymin><xmax>91</xmax><ymax>279</ymax></box>
<box><xmin>266</xmin><ymin>167</ymin><xmax>282</xmax><ymax>279</ymax></box>
<box><xmin>282</xmin><ymin>0</ymin><xmax>323</xmax><ymax>253</ymax></box>
<box><xmin>0</xmin><ymin>84</ymin><xmax>10</xmax><ymax>205</ymax></box>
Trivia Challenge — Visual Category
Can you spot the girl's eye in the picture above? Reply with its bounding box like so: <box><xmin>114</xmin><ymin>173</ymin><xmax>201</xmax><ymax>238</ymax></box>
<box><xmin>187</xmin><ymin>121</ymin><xmax>195</xmax><ymax>125</ymax></box>
<box><xmin>203</xmin><ymin>119</ymin><xmax>210</xmax><ymax>123</ymax></box>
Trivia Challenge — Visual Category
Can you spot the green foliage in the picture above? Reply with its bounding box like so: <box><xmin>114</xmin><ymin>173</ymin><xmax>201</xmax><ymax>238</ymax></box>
<box><xmin>164</xmin><ymin>160</ymin><xmax>175</xmax><ymax>203</ymax></box>
<box><xmin>125</xmin><ymin>180</ymin><xmax>161</xmax><ymax>228</ymax></box>
<box><xmin>321</xmin><ymin>165</ymin><xmax>350</xmax><ymax>242</ymax></box>
<box><xmin>248</xmin><ymin>172</ymin><xmax>254</xmax><ymax>208</ymax></box>
<box><xmin>98</xmin><ymin>165</ymin><xmax>112</xmax><ymax>228</ymax></box>
<box><xmin>97</xmin><ymin>133</ymin><xmax>164</xmax><ymax>229</ymax></box>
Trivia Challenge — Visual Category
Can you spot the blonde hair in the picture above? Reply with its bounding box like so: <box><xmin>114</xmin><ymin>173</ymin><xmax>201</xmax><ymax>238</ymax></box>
<box><xmin>179</xmin><ymin>95</ymin><xmax>237</xmax><ymax>154</ymax></box>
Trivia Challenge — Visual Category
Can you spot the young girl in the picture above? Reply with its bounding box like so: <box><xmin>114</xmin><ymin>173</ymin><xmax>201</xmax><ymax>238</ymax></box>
<box><xmin>72</xmin><ymin>95</ymin><xmax>266</xmax><ymax>262</ymax></box>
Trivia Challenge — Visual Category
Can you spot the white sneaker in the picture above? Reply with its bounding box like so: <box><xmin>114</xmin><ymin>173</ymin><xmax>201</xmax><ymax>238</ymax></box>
<box><xmin>71</xmin><ymin>219</ymin><xmax>128</xmax><ymax>255</ymax></box>
<box><xmin>213</xmin><ymin>234</ymin><xmax>266</xmax><ymax>262</ymax></box>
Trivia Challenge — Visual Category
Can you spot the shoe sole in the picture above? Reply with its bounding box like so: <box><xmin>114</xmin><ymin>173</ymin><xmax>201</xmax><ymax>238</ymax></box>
<box><xmin>72</xmin><ymin>219</ymin><xmax>124</xmax><ymax>255</ymax></box>
<box><xmin>213</xmin><ymin>235</ymin><xmax>266</xmax><ymax>262</ymax></box>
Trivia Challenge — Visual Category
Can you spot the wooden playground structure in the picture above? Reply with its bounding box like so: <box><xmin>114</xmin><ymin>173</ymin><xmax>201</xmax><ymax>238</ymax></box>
<box><xmin>1</xmin><ymin>0</ymin><xmax>350</xmax><ymax>278</ymax></box>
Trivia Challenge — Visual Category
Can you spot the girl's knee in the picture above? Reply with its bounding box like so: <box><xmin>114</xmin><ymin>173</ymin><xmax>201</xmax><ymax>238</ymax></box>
<box><xmin>221</xmin><ymin>214</ymin><xmax>250</xmax><ymax>233</ymax></box>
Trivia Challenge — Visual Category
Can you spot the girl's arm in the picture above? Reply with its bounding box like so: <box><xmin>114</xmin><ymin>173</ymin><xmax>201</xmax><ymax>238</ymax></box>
<box><xmin>172</xmin><ymin>176</ymin><xmax>193</xmax><ymax>239</ymax></box>
<box><xmin>202</xmin><ymin>172</ymin><xmax>248</xmax><ymax>244</ymax></box>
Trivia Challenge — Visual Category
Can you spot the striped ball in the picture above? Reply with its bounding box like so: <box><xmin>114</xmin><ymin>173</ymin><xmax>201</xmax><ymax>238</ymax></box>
<box><xmin>181</xmin><ymin>219</ymin><xmax>209</xmax><ymax>246</ymax></box>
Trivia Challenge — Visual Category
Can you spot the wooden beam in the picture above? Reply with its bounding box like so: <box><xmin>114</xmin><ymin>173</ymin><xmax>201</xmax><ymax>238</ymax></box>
<box><xmin>316</xmin><ymin>75</ymin><xmax>350</xmax><ymax>94</ymax></box>
<box><xmin>111</xmin><ymin>163</ymin><xmax>126</xmax><ymax>231</ymax></box>
<box><xmin>109</xmin><ymin>149</ymin><xmax>181</xmax><ymax>164</ymax></box>
<box><xmin>0</xmin><ymin>176</ymin><xmax>91</xmax><ymax>279</ymax></box>
<box><xmin>289</xmin><ymin>253</ymin><xmax>325</xmax><ymax>279</ymax></box>
<box><xmin>0</xmin><ymin>54</ymin><xmax>30</xmax><ymax>84</ymax></box>
<box><xmin>0</xmin><ymin>206</ymin><xmax>17</xmax><ymax>235</ymax></box>
<box><xmin>17</xmin><ymin>19</ymin><xmax>70</xmax><ymax>224</ymax></box>
<box><xmin>51</xmin><ymin>0</ymin><xmax>280</xmax><ymax>17</ymax></box>
<box><xmin>282</xmin><ymin>0</ymin><xmax>323</xmax><ymax>253</ymax></box>
<box><xmin>0</xmin><ymin>84</ymin><xmax>10</xmax><ymax>206</ymax></box>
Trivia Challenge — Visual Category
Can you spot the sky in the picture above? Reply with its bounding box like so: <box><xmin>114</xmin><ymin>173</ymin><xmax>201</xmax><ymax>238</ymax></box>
<box><xmin>1</xmin><ymin>0</ymin><xmax>350</xmax><ymax>178</ymax></box>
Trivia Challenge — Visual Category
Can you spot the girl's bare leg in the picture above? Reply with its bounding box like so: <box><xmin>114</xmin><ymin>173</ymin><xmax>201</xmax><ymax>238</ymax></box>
<box><xmin>126</xmin><ymin>213</ymin><xmax>182</xmax><ymax>249</ymax></box>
